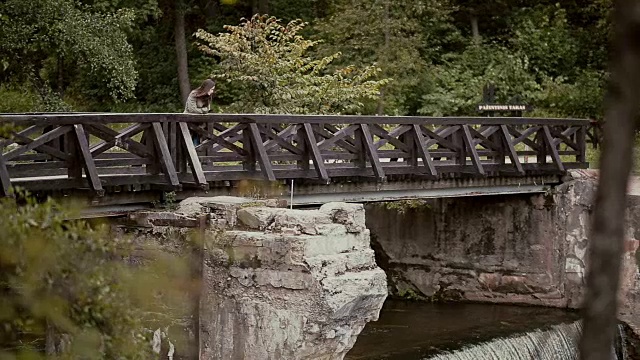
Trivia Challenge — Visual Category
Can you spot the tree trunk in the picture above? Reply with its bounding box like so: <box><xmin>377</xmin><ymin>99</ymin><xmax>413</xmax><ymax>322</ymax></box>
<box><xmin>252</xmin><ymin>0</ymin><xmax>268</xmax><ymax>15</ymax></box>
<box><xmin>470</xmin><ymin>16</ymin><xmax>480</xmax><ymax>42</ymax></box>
<box><xmin>204</xmin><ymin>0</ymin><xmax>221</xmax><ymax>18</ymax></box>
<box><xmin>579</xmin><ymin>1</ymin><xmax>640</xmax><ymax>359</ymax></box>
<box><xmin>259</xmin><ymin>0</ymin><xmax>269</xmax><ymax>15</ymax></box>
<box><xmin>377</xmin><ymin>0</ymin><xmax>390</xmax><ymax>116</ymax></box>
<box><xmin>174</xmin><ymin>1</ymin><xmax>190</xmax><ymax>106</ymax></box>
<box><xmin>57</xmin><ymin>55</ymin><xmax>64</xmax><ymax>97</ymax></box>
<box><xmin>45</xmin><ymin>319</ymin><xmax>56</xmax><ymax>356</ymax></box>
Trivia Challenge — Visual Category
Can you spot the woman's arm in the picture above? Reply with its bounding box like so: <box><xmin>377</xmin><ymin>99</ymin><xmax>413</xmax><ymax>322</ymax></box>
<box><xmin>195</xmin><ymin>96</ymin><xmax>211</xmax><ymax>114</ymax></box>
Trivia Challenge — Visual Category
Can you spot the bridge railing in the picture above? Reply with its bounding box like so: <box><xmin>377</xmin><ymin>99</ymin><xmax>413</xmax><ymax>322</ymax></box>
<box><xmin>0</xmin><ymin>113</ymin><xmax>590</xmax><ymax>196</ymax></box>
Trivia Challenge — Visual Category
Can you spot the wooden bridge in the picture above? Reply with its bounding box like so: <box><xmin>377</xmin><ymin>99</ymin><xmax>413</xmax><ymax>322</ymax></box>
<box><xmin>0</xmin><ymin>113</ymin><xmax>591</xmax><ymax>208</ymax></box>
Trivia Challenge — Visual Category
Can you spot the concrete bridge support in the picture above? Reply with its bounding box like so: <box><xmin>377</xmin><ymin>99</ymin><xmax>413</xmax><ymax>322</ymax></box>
<box><xmin>364</xmin><ymin>170</ymin><xmax>640</xmax><ymax>331</ymax></box>
<box><xmin>119</xmin><ymin>197</ymin><xmax>387</xmax><ymax>360</ymax></box>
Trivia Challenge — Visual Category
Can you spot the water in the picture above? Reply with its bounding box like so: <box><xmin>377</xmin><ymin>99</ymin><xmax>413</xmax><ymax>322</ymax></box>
<box><xmin>347</xmin><ymin>300</ymin><xmax>588</xmax><ymax>360</ymax></box>
<box><xmin>427</xmin><ymin>321</ymin><xmax>582</xmax><ymax>360</ymax></box>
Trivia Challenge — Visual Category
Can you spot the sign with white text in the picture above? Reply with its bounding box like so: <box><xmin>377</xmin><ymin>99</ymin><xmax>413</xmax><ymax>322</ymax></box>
<box><xmin>477</xmin><ymin>104</ymin><xmax>532</xmax><ymax>112</ymax></box>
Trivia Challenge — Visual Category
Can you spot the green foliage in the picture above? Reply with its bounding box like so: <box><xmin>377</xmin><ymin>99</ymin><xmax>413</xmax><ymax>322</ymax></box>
<box><xmin>420</xmin><ymin>43</ymin><xmax>540</xmax><ymax>116</ymax></box>
<box><xmin>0</xmin><ymin>0</ymin><xmax>615</xmax><ymax>119</ymax></box>
<box><xmin>195</xmin><ymin>15</ymin><xmax>389</xmax><ymax>114</ymax></box>
<box><xmin>0</xmin><ymin>194</ymin><xmax>193</xmax><ymax>358</ymax></box>
<box><xmin>382</xmin><ymin>199</ymin><xmax>431</xmax><ymax>214</ymax></box>
<box><xmin>0</xmin><ymin>85</ymin><xmax>39</xmax><ymax>113</ymax></box>
<box><xmin>509</xmin><ymin>6</ymin><xmax>579</xmax><ymax>79</ymax></box>
<box><xmin>0</xmin><ymin>0</ymin><xmax>139</xmax><ymax>108</ymax></box>
<box><xmin>313</xmin><ymin>0</ymin><xmax>460</xmax><ymax>115</ymax></box>
<box><xmin>397</xmin><ymin>288</ymin><xmax>426</xmax><ymax>301</ymax></box>
<box><xmin>535</xmin><ymin>70</ymin><xmax>606</xmax><ymax>119</ymax></box>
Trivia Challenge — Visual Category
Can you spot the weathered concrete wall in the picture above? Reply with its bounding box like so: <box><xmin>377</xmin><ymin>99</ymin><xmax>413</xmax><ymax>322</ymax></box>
<box><xmin>201</xmin><ymin>200</ymin><xmax>387</xmax><ymax>360</ymax></box>
<box><xmin>365</xmin><ymin>170</ymin><xmax>640</xmax><ymax>314</ymax></box>
<box><xmin>117</xmin><ymin>197</ymin><xmax>387</xmax><ymax>360</ymax></box>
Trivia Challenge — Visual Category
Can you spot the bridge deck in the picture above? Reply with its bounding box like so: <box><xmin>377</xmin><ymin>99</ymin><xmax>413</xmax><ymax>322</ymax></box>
<box><xmin>0</xmin><ymin>113</ymin><xmax>590</xmax><ymax>203</ymax></box>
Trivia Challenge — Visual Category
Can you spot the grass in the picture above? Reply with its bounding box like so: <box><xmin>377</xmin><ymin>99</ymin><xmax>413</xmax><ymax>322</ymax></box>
<box><xmin>585</xmin><ymin>134</ymin><xmax>640</xmax><ymax>174</ymax></box>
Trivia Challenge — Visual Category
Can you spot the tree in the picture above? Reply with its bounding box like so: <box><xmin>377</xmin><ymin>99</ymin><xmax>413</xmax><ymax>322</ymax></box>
<box><xmin>418</xmin><ymin>43</ymin><xmax>541</xmax><ymax>116</ymax></box>
<box><xmin>0</xmin><ymin>193</ymin><xmax>193</xmax><ymax>358</ymax></box>
<box><xmin>0</xmin><ymin>0</ymin><xmax>139</xmax><ymax>107</ymax></box>
<box><xmin>174</xmin><ymin>0</ymin><xmax>192</xmax><ymax>105</ymax></box>
<box><xmin>195</xmin><ymin>15</ymin><xmax>388</xmax><ymax>114</ymax></box>
<box><xmin>313</xmin><ymin>0</ymin><xmax>457</xmax><ymax>115</ymax></box>
<box><xmin>509</xmin><ymin>5</ymin><xmax>580</xmax><ymax>80</ymax></box>
<box><xmin>450</xmin><ymin>0</ymin><xmax>510</xmax><ymax>41</ymax></box>
<box><xmin>579</xmin><ymin>0</ymin><xmax>640</xmax><ymax>358</ymax></box>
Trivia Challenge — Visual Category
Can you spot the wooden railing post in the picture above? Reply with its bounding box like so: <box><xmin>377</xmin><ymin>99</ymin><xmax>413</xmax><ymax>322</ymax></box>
<box><xmin>143</xmin><ymin>129</ymin><xmax>159</xmax><ymax>175</ymax></box>
<box><xmin>0</xmin><ymin>154</ymin><xmax>11</xmax><ymax>197</ymax></box>
<box><xmin>452</xmin><ymin>125</ymin><xmax>466</xmax><ymax>166</ymax></box>
<box><xmin>242</xmin><ymin>124</ymin><xmax>256</xmax><ymax>173</ymax></box>
<box><xmin>296</xmin><ymin>124</ymin><xmax>309</xmax><ymax>172</ymax></box>
<box><xmin>536</xmin><ymin>128</ymin><xmax>547</xmax><ymax>165</ymax></box>
<box><xmin>66</xmin><ymin>130</ymin><xmax>82</xmax><ymax>179</ymax></box>
<box><xmin>351</xmin><ymin>125</ymin><xmax>365</xmax><ymax>172</ymax></box>
<box><xmin>577</xmin><ymin>124</ymin><xmax>587</xmax><ymax>164</ymax></box>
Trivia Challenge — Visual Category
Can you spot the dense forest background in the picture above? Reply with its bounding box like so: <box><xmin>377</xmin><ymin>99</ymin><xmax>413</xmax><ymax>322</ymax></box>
<box><xmin>0</xmin><ymin>0</ymin><xmax>611</xmax><ymax>119</ymax></box>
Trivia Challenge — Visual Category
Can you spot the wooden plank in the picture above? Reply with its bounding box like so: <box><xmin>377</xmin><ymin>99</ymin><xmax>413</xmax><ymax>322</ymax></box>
<box><xmin>190</xmin><ymin>125</ymin><xmax>246</xmax><ymax>155</ymax></box>
<box><xmin>0</xmin><ymin>155</ymin><xmax>11</xmax><ymax>196</ymax></box>
<box><xmin>264</xmin><ymin>124</ymin><xmax>300</xmax><ymax>152</ymax></box>
<box><xmin>151</xmin><ymin>122</ymin><xmax>181</xmax><ymax>187</ymax></box>
<box><xmin>371</xmin><ymin>124</ymin><xmax>412</xmax><ymax>152</ymax></box>
<box><xmin>169</xmin><ymin>121</ymin><xmax>178</xmax><ymax>167</ymax></box>
<box><xmin>577</xmin><ymin>125</ymin><xmax>587</xmax><ymax>163</ymax></box>
<box><xmin>421</xmin><ymin>126</ymin><xmax>459</xmax><ymax>151</ymax></box>
<box><xmin>324</xmin><ymin>124</ymin><xmax>358</xmax><ymax>146</ymax></box>
<box><xmin>480</xmin><ymin>125</ymin><xmax>500</xmax><ymax>139</ymax></box>
<box><xmin>66</xmin><ymin>129</ymin><xmax>82</xmax><ymax>179</ymax></box>
<box><xmin>373</xmin><ymin>125</ymin><xmax>411</xmax><ymax>149</ymax></box>
<box><xmin>89</xmin><ymin>123</ymin><xmax>150</xmax><ymax>157</ymax></box>
<box><xmin>0</xmin><ymin>125</ymin><xmax>42</xmax><ymax>148</ymax></box>
<box><xmin>468</xmin><ymin>126</ymin><xmax>502</xmax><ymax>151</ymax></box>
<box><xmin>87</xmin><ymin>123</ymin><xmax>151</xmax><ymax>157</ymax></box>
<box><xmin>178</xmin><ymin>122</ymin><xmax>208</xmax><ymax>188</ymax></box>
<box><xmin>302</xmin><ymin>123</ymin><xmax>329</xmax><ymax>183</ymax></box>
<box><xmin>400</xmin><ymin>132</ymin><xmax>417</xmax><ymax>167</ymax></box>
<box><xmin>258</xmin><ymin>124</ymin><xmax>303</xmax><ymax>155</ymax></box>
<box><xmin>412</xmin><ymin>125</ymin><xmax>437</xmax><ymax>177</ymax></box>
<box><xmin>143</xmin><ymin>128</ymin><xmax>159</xmax><ymax>175</ymax></box>
<box><xmin>209</xmin><ymin>124</ymin><xmax>245</xmax><ymax>153</ymax></box>
<box><xmin>314</xmin><ymin>126</ymin><xmax>359</xmax><ymax>153</ymax></box>
<box><xmin>74</xmin><ymin>124</ymin><xmax>104</xmax><ymax>195</ymax></box>
<box><xmin>241</xmin><ymin>125</ymin><xmax>256</xmax><ymax>172</ymax></box>
<box><xmin>488</xmin><ymin>129</ymin><xmax>505</xmax><ymax>167</ymax></box>
<box><xmin>248</xmin><ymin>123</ymin><xmax>276</xmax><ymax>181</ymax></box>
<box><xmin>542</xmin><ymin>125</ymin><xmax>565</xmax><ymax>172</ymax></box>
<box><xmin>508</xmin><ymin>125</ymin><xmax>541</xmax><ymax>150</ymax></box>
<box><xmin>359</xmin><ymin>124</ymin><xmax>385</xmax><ymax>182</ymax></box>
<box><xmin>500</xmin><ymin>125</ymin><xmax>524</xmax><ymax>175</ymax></box>
<box><xmin>0</xmin><ymin>113</ymin><xmax>591</xmax><ymax>127</ymax></box>
<box><xmin>461</xmin><ymin>125</ymin><xmax>485</xmax><ymax>175</ymax></box>
<box><xmin>94</xmin><ymin>158</ymin><xmax>151</xmax><ymax>167</ymax></box>
<box><xmin>317</xmin><ymin>124</ymin><xmax>358</xmax><ymax>150</ymax></box>
<box><xmin>550</xmin><ymin>126</ymin><xmax>580</xmax><ymax>150</ymax></box>
<box><xmin>10</xmin><ymin>132</ymin><xmax>70</xmax><ymax>161</ymax></box>
<box><xmin>3</xmin><ymin>126</ymin><xmax>72</xmax><ymax>161</ymax></box>
<box><xmin>296</xmin><ymin>126</ymin><xmax>309</xmax><ymax>171</ymax></box>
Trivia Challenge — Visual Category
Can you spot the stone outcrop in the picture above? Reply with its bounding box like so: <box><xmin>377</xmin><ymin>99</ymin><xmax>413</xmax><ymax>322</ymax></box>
<box><xmin>115</xmin><ymin>197</ymin><xmax>387</xmax><ymax>359</ymax></box>
<box><xmin>199</xmin><ymin>200</ymin><xmax>387</xmax><ymax>360</ymax></box>
<box><xmin>365</xmin><ymin>170</ymin><xmax>640</xmax><ymax>317</ymax></box>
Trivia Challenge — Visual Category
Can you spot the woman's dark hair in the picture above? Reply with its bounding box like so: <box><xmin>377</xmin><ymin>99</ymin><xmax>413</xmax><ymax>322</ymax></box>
<box><xmin>193</xmin><ymin>79</ymin><xmax>216</xmax><ymax>98</ymax></box>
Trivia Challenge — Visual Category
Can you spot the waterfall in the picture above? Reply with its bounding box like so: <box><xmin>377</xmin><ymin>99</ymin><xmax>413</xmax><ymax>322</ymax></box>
<box><xmin>427</xmin><ymin>321</ymin><xmax>628</xmax><ymax>360</ymax></box>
